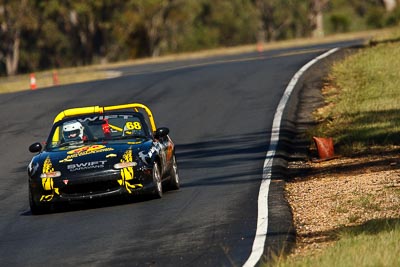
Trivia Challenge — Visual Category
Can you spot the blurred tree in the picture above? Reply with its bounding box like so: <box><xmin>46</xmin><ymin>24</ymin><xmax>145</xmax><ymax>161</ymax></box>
<box><xmin>161</xmin><ymin>0</ymin><xmax>204</xmax><ymax>53</ymax></box>
<box><xmin>66</xmin><ymin>0</ymin><xmax>124</xmax><ymax>64</ymax></box>
<box><xmin>33</xmin><ymin>0</ymin><xmax>123</xmax><ymax>68</ymax></box>
<box><xmin>202</xmin><ymin>0</ymin><xmax>258</xmax><ymax>46</ymax></box>
<box><xmin>33</xmin><ymin>0</ymin><xmax>73</xmax><ymax>68</ymax></box>
<box><xmin>111</xmin><ymin>0</ymin><xmax>258</xmax><ymax>58</ymax></box>
<box><xmin>329</xmin><ymin>13</ymin><xmax>350</xmax><ymax>32</ymax></box>
<box><xmin>386</xmin><ymin>5</ymin><xmax>400</xmax><ymax>25</ymax></box>
<box><xmin>0</xmin><ymin>0</ymin><xmax>36</xmax><ymax>75</ymax></box>
<box><xmin>382</xmin><ymin>0</ymin><xmax>397</xmax><ymax>11</ymax></box>
<box><xmin>111</xmin><ymin>0</ymin><xmax>185</xmax><ymax>58</ymax></box>
<box><xmin>130</xmin><ymin>0</ymin><xmax>170</xmax><ymax>57</ymax></box>
<box><xmin>310</xmin><ymin>0</ymin><xmax>329</xmax><ymax>37</ymax></box>
<box><xmin>1</xmin><ymin>0</ymin><xmax>398</xmax><ymax>76</ymax></box>
<box><xmin>254</xmin><ymin>0</ymin><xmax>310</xmax><ymax>41</ymax></box>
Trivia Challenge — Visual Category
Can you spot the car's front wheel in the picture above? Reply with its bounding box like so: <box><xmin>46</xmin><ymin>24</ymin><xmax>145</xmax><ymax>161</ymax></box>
<box><xmin>29</xmin><ymin>188</ymin><xmax>51</xmax><ymax>215</ymax></box>
<box><xmin>152</xmin><ymin>162</ymin><xmax>163</xmax><ymax>198</ymax></box>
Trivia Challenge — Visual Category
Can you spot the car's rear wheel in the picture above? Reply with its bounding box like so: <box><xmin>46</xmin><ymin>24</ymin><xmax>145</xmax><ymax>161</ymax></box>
<box><xmin>29</xmin><ymin>188</ymin><xmax>51</xmax><ymax>215</ymax></box>
<box><xmin>152</xmin><ymin>162</ymin><xmax>163</xmax><ymax>198</ymax></box>
<box><xmin>169</xmin><ymin>155</ymin><xmax>180</xmax><ymax>190</ymax></box>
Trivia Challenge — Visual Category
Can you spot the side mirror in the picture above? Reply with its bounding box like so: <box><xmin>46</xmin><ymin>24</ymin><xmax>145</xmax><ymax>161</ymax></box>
<box><xmin>154</xmin><ymin>127</ymin><xmax>169</xmax><ymax>139</ymax></box>
<box><xmin>29</xmin><ymin>142</ymin><xmax>42</xmax><ymax>153</ymax></box>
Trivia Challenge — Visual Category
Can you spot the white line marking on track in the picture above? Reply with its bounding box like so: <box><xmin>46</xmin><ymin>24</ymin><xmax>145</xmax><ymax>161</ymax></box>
<box><xmin>243</xmin><ymin>47</ymin><xmax>340</xmax><ymax>267</ymax></box>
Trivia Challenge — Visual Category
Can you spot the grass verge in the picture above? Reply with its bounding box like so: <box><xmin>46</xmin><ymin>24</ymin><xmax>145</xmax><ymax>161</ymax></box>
<box><xmin>275</xmin><ymin>219</ymin><xmax>400</xmax><ymax>267</ymax></box>
<box><xmin>311</xmin><ymin>29</ymin><xmax>400</xmax><ymax>155</ymax></box>
<box><xmin>275</xmin><ymin>28</ymin><xmax>400</xmax><ymax>267</ymax></box>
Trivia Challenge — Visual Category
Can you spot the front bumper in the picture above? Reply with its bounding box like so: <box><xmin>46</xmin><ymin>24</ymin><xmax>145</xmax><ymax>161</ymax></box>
<box><xmin>30</xmin><ymin>167</ymin><xmax>154</xmax><ymax>203</ymax></box>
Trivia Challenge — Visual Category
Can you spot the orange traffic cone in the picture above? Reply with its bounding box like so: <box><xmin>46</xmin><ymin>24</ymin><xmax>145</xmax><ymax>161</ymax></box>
<box><xmin>257</xmin><ymin>42</ymin><xmax>264</xmax><ymax>53</ymax></box>
<box><xmin>313</xmin><ymin>137</ymin><xmax>335</xmax><ymax>160</ymax></box>
<box><xmin>30</xmin><ymin>73</ymin><xmax>37</xmax><ymax>90</ymax></box>
<box><xmin>53</xmin><ymin>70</ymin><xmax>59</xmax><ymax>85</ymax></box>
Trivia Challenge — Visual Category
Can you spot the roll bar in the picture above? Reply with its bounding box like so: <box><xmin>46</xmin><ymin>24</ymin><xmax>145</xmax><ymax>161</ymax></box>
<box><xmin>53</xmin><ymin>103</ymin><xmax>157</xmax><ymax>132</ymax></box>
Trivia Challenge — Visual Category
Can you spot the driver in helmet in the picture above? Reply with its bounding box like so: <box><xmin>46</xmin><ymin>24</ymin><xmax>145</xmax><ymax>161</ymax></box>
<box><xmin>62</xmin><ymin>120</ymin><xmax>85</xmax><ymax>142</ymax></box>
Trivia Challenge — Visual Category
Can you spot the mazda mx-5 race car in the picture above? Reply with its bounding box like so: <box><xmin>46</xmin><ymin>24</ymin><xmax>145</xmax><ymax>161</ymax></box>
<box><xmin>28</xmin><ymin>103</ymin><xmax>180</xmax><ymax>214</ymax></box>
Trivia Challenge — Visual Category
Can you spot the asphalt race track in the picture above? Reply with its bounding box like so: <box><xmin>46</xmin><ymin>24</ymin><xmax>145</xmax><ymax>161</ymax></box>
<box><xmin>0</xmin><ymin>40</ymin><xmax>363</xmax><ymax>266</ymax></box>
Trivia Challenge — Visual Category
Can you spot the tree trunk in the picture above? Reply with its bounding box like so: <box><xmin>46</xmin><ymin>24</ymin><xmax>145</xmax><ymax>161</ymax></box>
<box><xmin>1</xmin><ymin>0</ymin><xmax>30</xmax><ymax>76</ymax></box>
<box><xmin>310</xmin><ymin>0</ymin><xmax>327</xmax><ymax>38</ymax></box>
<box><xmin>5</xmin><ymin>31</ymin><xmax>20</xmax><ymax>76</ymax></box>
<box><xmin>255</xmin><ymin>0</ymin><xmax>266</xmax><ymax>44</ymax></box>
<box><xmin>313</xmin><ymin>10</ymin><xmax>324</xmax><ymax>37</ymax></box>
<box><xmin>382</xmin><ymin>0</ymin><xmax>397</xmax><ymax>12</ymax></box>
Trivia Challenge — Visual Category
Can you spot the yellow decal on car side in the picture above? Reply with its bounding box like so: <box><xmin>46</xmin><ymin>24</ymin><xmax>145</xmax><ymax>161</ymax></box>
<box><xmin>118</xmin><ymin>149</ymin><xmax>142</xmax><ymax>193</ymax></box>
<box><xmin>40</xmin><ymin>156</ymin><xmax>60</xmax><ymax>202</ymax></box>
<box><xmin>127</xmin><ymin>141</ymin><xmax>142</xmax><ymax>145</ymax></box>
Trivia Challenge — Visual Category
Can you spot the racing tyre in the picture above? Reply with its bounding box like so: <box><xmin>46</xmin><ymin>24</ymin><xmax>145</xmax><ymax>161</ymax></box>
<box><xmin>152</xmin><ymin>162</ymin><xmax>163</xmax><ymax>198</ymax></box>
<box><xmin>168</xmin><ymin>155</ymin><xmax>180</xmax><ymax>190</ymax></box>
<box><xmin>29</xmin><ymin>188</ymin><xmax>51</xmax><ymax>215</ymax></box>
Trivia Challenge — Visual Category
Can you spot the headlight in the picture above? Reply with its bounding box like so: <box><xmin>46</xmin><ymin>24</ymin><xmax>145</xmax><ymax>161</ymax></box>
<box><xmin>114</xmin><ymin>162</ymin><xmax>137</xmax><ymax>169</ymax></box>
<box><xmin>40</xmin><ymin>171</ymin><xmax>61</xmax><ymax>178</ymax></box>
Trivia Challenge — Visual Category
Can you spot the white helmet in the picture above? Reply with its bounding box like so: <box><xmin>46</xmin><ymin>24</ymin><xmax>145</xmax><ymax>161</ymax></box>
<box><xmin>63</xmin><ymin>120</ymin><xmax>84</xmax><ymax>141</ymax></box>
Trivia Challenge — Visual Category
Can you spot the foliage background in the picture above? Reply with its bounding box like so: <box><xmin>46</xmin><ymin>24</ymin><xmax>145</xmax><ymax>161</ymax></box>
<box><xmin>1</xmin><ymin>0</ymin><xmax>400</xmax><ymax>76</ymax></box>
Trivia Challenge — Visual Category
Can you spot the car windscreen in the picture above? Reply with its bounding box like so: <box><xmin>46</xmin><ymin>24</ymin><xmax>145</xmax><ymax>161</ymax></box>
<box><xmin>46</xmin><ymin>113</ymin><xmax>151</xmax><ymax>150</ymax></box>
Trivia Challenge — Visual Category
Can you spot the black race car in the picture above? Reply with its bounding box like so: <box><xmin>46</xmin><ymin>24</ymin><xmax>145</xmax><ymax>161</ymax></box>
<box><xmin>28</xmin><ymin>103</ymin><xmax>180</xmax><ymax>214</ymax></box>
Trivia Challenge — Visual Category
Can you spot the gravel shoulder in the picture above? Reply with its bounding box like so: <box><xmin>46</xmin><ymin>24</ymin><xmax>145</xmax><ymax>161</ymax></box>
<box><xmin>286</xmin><ymin>151</ymin><xmax>400</xmax><ymax>258</ymax></box>
<box><xmin>283</xmin><ymin>46</ymin><xmax>400</xmax><ymax>259</ymax></box>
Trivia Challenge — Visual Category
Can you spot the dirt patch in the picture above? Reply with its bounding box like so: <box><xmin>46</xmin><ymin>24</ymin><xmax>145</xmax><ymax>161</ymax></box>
<box><xmin>285</xmin><ymin>150</ymin><xmax>400</xmax><ymax>258</ymax></box>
